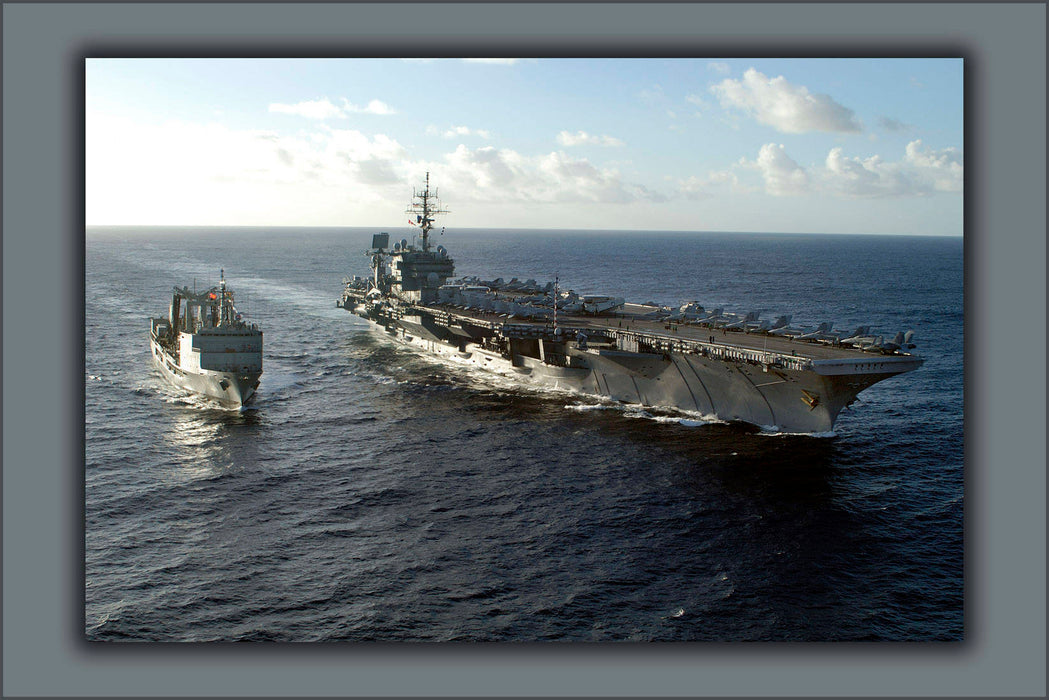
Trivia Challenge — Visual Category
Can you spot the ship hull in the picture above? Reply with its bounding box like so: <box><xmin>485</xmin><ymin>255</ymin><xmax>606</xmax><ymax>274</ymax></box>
<box><xmin>149</xmin><ymin>334</ymin><xmax>260</xmax><ymax>408</ymax></box>
<box><xmin>337</xmin><ymin>176</ymin><xmax>921</xmax><ymax>434</ymax></box>
<box><xmin>354</xmin><ymin>312</ymin><xmax>918</xmax><ymax>434</ymax></box>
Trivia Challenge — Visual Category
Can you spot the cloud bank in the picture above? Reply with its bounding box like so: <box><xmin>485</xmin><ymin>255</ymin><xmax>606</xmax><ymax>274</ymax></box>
<box><xmin>719</xmin><ymin>140</ymin><xmax>964</xmax><ymax>198</ymax></box>
<box><xmin>822</xmin><ymin>140</ymin><xmax>963</xmax><ymax>197</ymax></box>
<box><xmin>88</xmin><ymin>111</ymin><xmax>665</xmax><ymax>225</ymax></box>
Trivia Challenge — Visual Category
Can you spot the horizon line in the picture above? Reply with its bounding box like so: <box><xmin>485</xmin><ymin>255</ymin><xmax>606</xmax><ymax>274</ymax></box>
<box><xmin>84</xmin><ymin>224</ymin><xmax>963</xmax><ymax>237</ymax></box>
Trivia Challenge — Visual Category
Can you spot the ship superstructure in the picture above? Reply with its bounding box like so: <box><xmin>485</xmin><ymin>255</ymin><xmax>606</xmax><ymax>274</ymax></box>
<box><xmin>150</xmin><ymin>270</ymin><xmax>263</xmax><ymax>407</ymax></box>
<box><xmin>338</xmin><ymin>174</ymin><xmax>923</xmax><ymax>433</ymax></box>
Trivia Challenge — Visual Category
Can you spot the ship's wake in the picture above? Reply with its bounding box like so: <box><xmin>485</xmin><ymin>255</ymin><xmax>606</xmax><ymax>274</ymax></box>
<box><xmin>163</xmin><ymin>392</ymin><xmax>250</xmax><ymax>413</ymax></box>
<box><xmin>143</xmin><ymin>373</ymin><xmax>251</xmax><ymax>413</ymax></box>
<box><xmin>565</xmin><ymin>401</ymin><xmax>723</xmax><ymax>428</ymax></box>
<box><xmin>236</xmin><ymin>276</ymin><xmax>348</xmax><ymax>322</ymax></box>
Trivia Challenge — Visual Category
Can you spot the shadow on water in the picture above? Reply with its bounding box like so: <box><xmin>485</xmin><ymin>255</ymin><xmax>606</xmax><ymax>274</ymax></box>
<box><xmin>432</xmin><ymin>386</ymin><xmax>882</xmax><ymax>641</ymax></box>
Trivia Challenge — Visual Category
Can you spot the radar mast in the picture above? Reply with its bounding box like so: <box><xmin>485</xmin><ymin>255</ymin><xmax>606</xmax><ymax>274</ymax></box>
<box><xmin>406</xmin><ymin>171</ymin><xmax>449</xmax><ymax>252</ymax></box>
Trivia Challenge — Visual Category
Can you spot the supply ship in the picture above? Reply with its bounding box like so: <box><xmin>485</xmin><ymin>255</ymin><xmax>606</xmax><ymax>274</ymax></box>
<box><xmin>150</xmin><ymin>271</ymin><xmax>263</xmax><ymax>407</ymax></box>
<box><xmin>337</xmin><ymin>174</ymin><xmax>923</xmax><ymax>433</ymax></box>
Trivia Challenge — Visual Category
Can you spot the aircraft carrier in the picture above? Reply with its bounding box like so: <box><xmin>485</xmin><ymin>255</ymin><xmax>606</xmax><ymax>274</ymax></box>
<box><xmin>337</xmin><ymin>174</ymin><xmax>923</xmax><ymax>433</ymax></box>
<box><xmin>150</xmin><ymin>271</ymin><xmax>263</xmax><ymax>407</ymax></box>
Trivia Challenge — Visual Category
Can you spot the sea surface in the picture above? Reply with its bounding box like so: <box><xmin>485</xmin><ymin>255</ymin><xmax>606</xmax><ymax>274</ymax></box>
<box><xmin>85</xmin><ymin>227</ymin><xmax>963</xmax><ymax>641</ymax></box>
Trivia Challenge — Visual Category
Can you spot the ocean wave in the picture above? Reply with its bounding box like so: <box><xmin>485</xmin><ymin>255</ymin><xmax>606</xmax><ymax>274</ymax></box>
<box><xmin>85</xmin><ymin>229</ymin><xmax>964</xmax><ymax>643</ymax></box>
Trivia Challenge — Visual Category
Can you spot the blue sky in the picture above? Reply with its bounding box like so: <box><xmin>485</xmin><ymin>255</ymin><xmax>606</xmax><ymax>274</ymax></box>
<box><xmin>86</xmin><ymin>58</ymin><xmax>963</xmax><ymax>234</ymax></box>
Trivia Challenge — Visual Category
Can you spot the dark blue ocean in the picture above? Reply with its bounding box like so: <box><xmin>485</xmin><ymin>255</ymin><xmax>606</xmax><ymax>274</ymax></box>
<box><xmin>85</xmin><ymin>227</ymin><xmax>963</xmax><ymax>642</ymax></box>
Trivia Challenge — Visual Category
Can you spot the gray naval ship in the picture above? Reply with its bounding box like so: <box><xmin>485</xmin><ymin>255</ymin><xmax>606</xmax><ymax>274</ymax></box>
<box><xmin>338</xmin><ymin>174</ymin><xmax>923</xmax><ymax>433</ymax></box>
<box><xmin>150</xmin><ymin>271</ymin><xmax>263</xmax><ymax>407</ymax></box>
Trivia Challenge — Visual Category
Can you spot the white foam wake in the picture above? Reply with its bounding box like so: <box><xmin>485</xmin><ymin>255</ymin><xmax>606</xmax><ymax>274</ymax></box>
<box><xmin>757</xmin><ymin>426</ymin><xmax>837</xmax><ymax>439</ymax></box>
<box><xmin>565</xmin><ymin>401</ymin><xmax>721</xmax><ymax>427</ymax></box>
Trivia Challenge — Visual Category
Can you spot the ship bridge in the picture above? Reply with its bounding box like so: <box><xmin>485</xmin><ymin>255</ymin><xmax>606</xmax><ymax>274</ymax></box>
<box><xmin>390</xmin><ymin>247</ymin><xmax>455</xmax><ymax>303</ymax></box>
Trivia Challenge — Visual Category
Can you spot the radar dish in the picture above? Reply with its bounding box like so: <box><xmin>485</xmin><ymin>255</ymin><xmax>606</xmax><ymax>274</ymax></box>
<box><xmin>371</xmin><ymin>233</ymin><xmax>389</xmax><ymax>250</ymax></box>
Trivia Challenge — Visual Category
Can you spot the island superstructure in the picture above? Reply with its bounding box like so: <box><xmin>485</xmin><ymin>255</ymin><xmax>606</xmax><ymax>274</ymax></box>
<box><xmin>337</xmin><ymin>174</ymin><xmax>923</xmax><ymax>433</ymax></box>
<box><xmin>150</xmin><ymin>271</ymin><xmax>263</xmax><ymax>407</ymax></box>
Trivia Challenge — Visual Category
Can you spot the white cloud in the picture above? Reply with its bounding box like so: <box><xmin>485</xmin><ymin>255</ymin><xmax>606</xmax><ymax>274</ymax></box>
<box><xmin>343</xmin><ymin>98</ymin><xmax>397</xmax><ymax>115</ymax></box>
<box><xmin>688</xmin><ymin>140</ymin><xmax>962</xmax><ymax>201</ymax></box>
<box><xmin>90</xmin><ymin>101</ymin><xmax>667</xmax><ymax>221</ymax></box>
<box><xmin>710</xmin><ymin>68</ymin><xmax>861</xmax><ymax>134</ymax></box>
<box><xmin>707</xmin><ymin>62</ymin><xmax>731</xmax><ymax>75</ymax></box>
<box><xmin>269</xmin><ymin>98</ymin><xmax>345</xmax><ymax>120</ymax></box>
<box><xmin>877</xmin><ymin>116</ymin><xmax>911</xmax><ymax>132</ymax></box>
<box><xmin>822</xmin><ymin>147</ymin><xmax>913</xmax><ymax>197</ymax></box>
<box><xmin>820</xmin><ymin>140</ymin><xmax>963</xmax><ymax>197</ymax></box>
<box><xmin>440</xmin><ymin>145</ymin><xmax>662</xmax><ymax>203</ymax></box>
<box><xmin>437</xmin><ymin>125</ymin><xmax>492</xmax><ymax>140</ymax></box>
<box><xmin>90</xmin><ymin>106</ymin><xmax>960</xmax><ymax>229</ymax></box>
<box><xmin>556</xmin><ymin>130</ymin><xmax>625</xmax><ymax>147</ymax></box>
<box><xmin>268</xmin><ymin>97</ymin><xmax>396</xmax><ymax>119</ymax></box>
<box><xmin>678</xmin><ymin>170</ymin><xmax>742</xmax><ymax>200</ymax></box>
<box><xmin>678</xmin><ymin>175</ymin><xmax>709</xmax><ymax>200</ymax></box>
<box><xmin>326</xmin><ymin>127</ymin><xmax>406</xmax><ymax>159</ymax></box>
<box><xmin>728</xmin><ymin>141</ymin><xmax>963</xmax><ymax>200</ymax></box>
<box><xmin>86</xmin><ymin>110</ymin><xmax>420</xmax><ymax>224</ymax></box>
<box><xmin>740</xmin><ymin>143</ymin><xmax>810</xmax><ymax>196</ymax></box>
<box><xmin>87</xmin><ymin>106</ymin><xmax>667</xmax><ymax>225</ymax></box>
<box><xmin>684</xmin><ymin>94</ymin><xmax>711</xmax><ymax>114</ymax></box>
<box><xmin>904</xmin><ymin>139</ymin><xmax>963</xmax><ymax>192</ymax></box>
